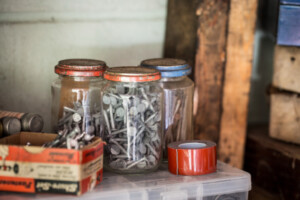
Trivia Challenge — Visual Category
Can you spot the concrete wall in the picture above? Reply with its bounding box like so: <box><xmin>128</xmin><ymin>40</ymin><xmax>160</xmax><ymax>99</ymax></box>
<box><xmin>0</xmin><ymin>0</ymin><xmax>167</xmax><ymax>132</ymax></box>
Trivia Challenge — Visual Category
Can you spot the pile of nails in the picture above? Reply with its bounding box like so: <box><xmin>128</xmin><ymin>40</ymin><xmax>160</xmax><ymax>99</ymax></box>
<box><xmin>102</xmin><ymin>83</ymin><xmax>162</xmax><ymax>171</ymax></box>
<box><xmin>44</xmin><ymin>101</ymin><xmax>101</xmax><ymax>149</ymax></box>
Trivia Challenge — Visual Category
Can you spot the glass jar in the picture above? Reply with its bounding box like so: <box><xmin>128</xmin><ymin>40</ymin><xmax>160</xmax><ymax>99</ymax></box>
<box><xmin>102</xmin><ymin>67</ymin><xmax>163</xmax><ymax>173</ymax></box>
<box><xmin>51</xmin><ymin>59</ymin><xmax>107</xmax><ymax>140</ymax></box>
<box><xmin>141</xmin><ymin>58</ymin><xmax>194</xmax><ymax>159</ymax></box>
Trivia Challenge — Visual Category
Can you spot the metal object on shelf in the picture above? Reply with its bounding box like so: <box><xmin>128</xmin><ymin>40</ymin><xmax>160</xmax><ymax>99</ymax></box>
<box><xmin>103</xmin><ymin>84</ymin><xmax>162</xmax><ymax>171</ymax></box>
<box><xmin>44</xmin><ymin>104</ymin><xmax>99</xmax><ymax>149</ymax></box>
<box><xmin>0</xmin><ymin>117</ymin><xmax>21</xmax><ymax>136</ymax></box>
<box><xmin>0</xmin><ymin>110</ymin><xmax>44</xmax><ymax>132</ymax></box>
<box><xmin>141</xmin><ymin>58</ymin><xmax>194</xmax><ymax>160</ymax></box>
<box><xmin>102</xmin><ymin>66</ymin><xmax>163</xmax><ymax>173</ymax></box>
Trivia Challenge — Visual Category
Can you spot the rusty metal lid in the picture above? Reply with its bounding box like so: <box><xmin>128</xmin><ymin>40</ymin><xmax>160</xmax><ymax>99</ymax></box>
<box><xmin>104</xmin><ymin>66</ymin><xmax>161</xmax><ymax>82</ymax></box>
<box><xmin>55</xmin><ymin>59</ymin><xmax>107</xmax><ymax>77</ymax></box>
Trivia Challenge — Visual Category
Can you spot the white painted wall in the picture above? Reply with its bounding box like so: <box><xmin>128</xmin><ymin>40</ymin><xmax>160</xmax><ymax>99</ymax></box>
<box><xmin>0</xmin><ymin>0</ymin><xmax>167</xmax><ymax>132</ymax></box>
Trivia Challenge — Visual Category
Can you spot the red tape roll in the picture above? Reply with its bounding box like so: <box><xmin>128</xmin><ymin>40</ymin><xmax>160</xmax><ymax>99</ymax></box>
<box><xmin>168</xmin><ymin>140</ymin><xmax>217</xmax><ymax>176</ymax></box>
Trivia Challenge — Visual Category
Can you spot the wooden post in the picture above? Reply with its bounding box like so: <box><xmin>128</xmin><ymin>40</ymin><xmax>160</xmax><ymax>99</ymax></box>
<box><xmin>163</xmin><ymin>0</ymin><xmax>200</xmax><ymax>76</ymax></box>
<box><xmin>193</xmin><ymin>0</ymin><xmax>229</xmax><ymax>142</ymax></box>
<box><xmin>218</xmin><ymin>0</ymin><xmax>258</xmax><ymax>168</ymax></box>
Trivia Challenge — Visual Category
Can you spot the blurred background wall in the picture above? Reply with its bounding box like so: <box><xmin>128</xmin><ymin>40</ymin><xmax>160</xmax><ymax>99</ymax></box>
<box><xmin>0</xmin><ymin>0</ymin><xmax>167</xmax><ymax>132</ymax></box>
<box><xmin>0</xmin><ymin>0</ymin><xmax>275</xmax><ymax>133</ymax></box>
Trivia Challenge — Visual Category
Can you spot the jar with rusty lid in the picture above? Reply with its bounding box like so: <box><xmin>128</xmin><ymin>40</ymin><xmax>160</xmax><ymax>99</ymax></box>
<box><xmin>51</xmin><ymin>59</ymin><xmax>107</xmax><ymax>148</ymax></box>
<box><xmin>141</xmin><ymin>58</ymin><xmax>194</xmax><ymax>159</ymax></box>
<box><xmin>101</xmin><ymin>66</ymin><xmax>163</xmax><ymax>173</ymax></box>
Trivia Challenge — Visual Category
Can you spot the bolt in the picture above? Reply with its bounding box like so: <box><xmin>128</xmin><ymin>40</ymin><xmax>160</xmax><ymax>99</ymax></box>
<box><xmin>103</xmin><ymin>94</ymin><xmax>111</xmax><ymax>105</ymax></box>
<box><xmin>139</xmin><ymin>143</ymin><xmax>147</xmax><ymax>155</ymax></box>
<box><xmin>110</xmin><ymin>159</ymin><xmax>126</xmax><ymax>169</ymax></box>
<box><xmin>137</xmin><ymin>160</ymin><xmax>147</xmax><ymax>169</ymax></box>
<box><xmin>103</xmin><ymin>111</ymin><xmax>111</xmax><ymax>134</ymax></box>
<box><xmin>110</xmin><ymin>138</ymin><xmax>129</xmax><ymax>156</ymax></box>
<box><xmin>109</xmin><ymin>93</ymin><xmax>122</xmax><ymax>100</ymax></box>
<box><xmin>129</xmin><ymin>107</ymin><xmax>138</xmax><ymax>116</ymax></box>
<box><xmin>109</xmin><ymin>105</ymin><xmax>115</xmax><ymax>130</ymax></box>
<box><xmin>145</xmin><ymin>143</ymin><xmax>159</xmax><ymax>158</ymax></box>
<box><xmin>137</xmin><ymin>103</ymin><xmax>146</xmax><ymax>113</ymax></box>
<box><xmin>84</xmin><ymin>133</ymin><xmax>94</xmax><ymax>142</ymax></box>
<box><xmin>139</xmin><ymin>88</ymin><xmax>154</xmax><ymax>111</ymax></box>
<box><xmin>111</xmin><ymin>154</ymin><xmax>130</xmax><ymax>159</ymax></box>
<box><xmin>86</xmin><ymin>125</ymin><xmax>95</xmax><ymax>135</ymax></box>
<box><xmin>110</xmin><ymin>96</ymin><xmax>117</xmax><ymax>106</ymax></box>
<box><xmin>92</xmin><ymin>112</ymin><xmax>101</xmax><ymax>118</ymax></box>
<box><xmin>116</xmin><ymin>107</ymin><xmax>125</xmax><ymax>117</ymax></box>
<box><xmin>110</xmin><ymin>144</ymin><xmax>121</xmax><ymax>155</ymax></box>
<box><xmin>73</xmin><ymin>101</ymin><xmax>82</xmax><ymax>109</ymax></box>
<box><xmin>74</xmin><ymin>132</ymin><xmax>86</xmax><ymax>141</ymax></box>
<box><xmin>127</xmin><ymin>126</ymin><xmax>137</xmax><ymax>137</ymax></box>
<box><xmin>126</xmin><ymin>157</ymin><xmax>147</xmax><ymax>169</ymax></box>
<box><xmin>64</xmin><ymin>106</ymin><xmax>77</xmax><ymax>113</ymax></box>
<box><xmin>111</xmin><ymin>128</ymin><xmax>127</xmax><ymax>135</ymax></box>
<box><xmin>145</xmin><ymin>113</ymin><xmax>156</xmax><ymax>123</ymax></box>
<box><xmin>112</xmin><ymin>138</ymin><xmax>128</xmax><ymax>142</ymax></box>
<box><xmin>137</xmin><ymin>118</ymin><xmax>152</xmax><ymax>134</ymax></box>
<box><xmin>58</xmin><ymin>113</ymin><xmax>73</xmax><ymax>126</ymax></box>
<box><xmin>147</xmin><ymin>155</ymin><xmax>156</xmax><ymax>165</ymax></box>
<box><xmin>72</xmin><ymin>113</ymin><xmax>81</xmax><ymax>123</ymax></box>
<box><xmin>116</xmin><ymin>84</ymin><xmax>125</xmax><ymax>94</ymax></box>
<box><xmin>146</xmin><ymin>131</ymin><xmax>156</xmax><ymax>138</ymax></box>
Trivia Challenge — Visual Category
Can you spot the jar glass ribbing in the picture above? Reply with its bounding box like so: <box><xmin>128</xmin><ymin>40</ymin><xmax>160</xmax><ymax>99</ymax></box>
<box><xmin>51</xmin><ymin>59</ymin><xmax>106</xmax><ymax>142</ymax></box>
<box><xmin>101</xmin><ymin>67</ymin><xmax>163</xmax><ymax>173</ymax></box>
<box><xmin>141</xmin><ymin>58</ymin><xmax>194</xmax><ymax>159</ymax></box>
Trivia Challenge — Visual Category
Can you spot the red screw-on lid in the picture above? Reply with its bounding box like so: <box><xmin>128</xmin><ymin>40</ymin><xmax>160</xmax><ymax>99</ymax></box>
<box><xmin>55</xmin><ymin>59</ymin><xmax>107</xmax><ymax>77</ymax></box>
<box><xmin>104</xmin><ymin>66</ymin><xmax>161</xmax><ymax>82</ymax></box>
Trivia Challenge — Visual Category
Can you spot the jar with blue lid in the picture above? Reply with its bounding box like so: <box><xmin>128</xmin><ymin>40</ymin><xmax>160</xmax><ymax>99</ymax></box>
<box><xmin>141</xmin><ymin>58</ymin><xmax>194</xmax><ymax>159</ymax></box>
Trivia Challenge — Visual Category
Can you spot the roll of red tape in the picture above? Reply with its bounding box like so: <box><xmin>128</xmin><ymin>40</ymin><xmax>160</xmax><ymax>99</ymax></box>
<box><xmin>168</xmin><ymin>140</ymin><xmax>217</xmax><ymax>176</ymax></box>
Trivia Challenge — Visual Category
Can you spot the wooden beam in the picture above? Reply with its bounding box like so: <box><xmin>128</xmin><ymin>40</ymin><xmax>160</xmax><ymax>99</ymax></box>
<box><xmin>193</xmin><ymin>0</ymin><xmax>229</xmax><ymax>142</ymax></box>
<box><xmin>218</xmin><ymin>0</ymin><xmax>258</xmax><ymax>168</ymax></box>
<box><xmin>163</xmin><ymin>0</ymin><xmax>200</xmax><ymax>76</ymax></box>
<box><xmin>245</xmin><ymin>125</ymin><xmax>300</xmax><ymax>199</ymax></box>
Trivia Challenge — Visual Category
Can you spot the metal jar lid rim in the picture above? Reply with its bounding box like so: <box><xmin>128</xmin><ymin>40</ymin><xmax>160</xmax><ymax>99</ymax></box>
<box><xmin>160</xmin><ymin>67</ymin><xmax>191</xmax><ymax>78</ymax></box>
<box><xmin>141</xmin><ymin>58</ymin><xmax>188</xmax><ymax>70</ymax></box>
<box><xmin>104</xmin><ymin>66</ymin><xmax>161</xmax><ymax>82</ymax></box>
<box><xmin>55</xmin><ymin>59</ymin><xmax>107</xmax><ymax>77</ymax></box>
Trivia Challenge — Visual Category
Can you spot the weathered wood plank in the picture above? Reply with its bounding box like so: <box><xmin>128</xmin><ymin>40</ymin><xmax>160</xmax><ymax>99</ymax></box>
<box><xmin>218</xmin><ymin>0</ymin><xmax>258</xmax><ymax>168</ymax></box>
<box><xmin>245</xmin><ymin>125</ymin><xmax>300</xmax><ymax>200</ymax></box>
<box><xmin>273</xmin><ymin>45</ymin><xmax>300</xmax><ymax>93</ymax></box>
<box><xmin>193</xmin><ymin>0</ymin><xmax>229</xmax><ymax>142</ymax></box>
<box><xmin>270</xmin><ymin>92</ymin><xmax>300</xmax><ymax>144</ymax></box>
<box><xmin>163</xmin><ymin>0</ymin><xmax>200</xmax><ymax>76</ymax></box>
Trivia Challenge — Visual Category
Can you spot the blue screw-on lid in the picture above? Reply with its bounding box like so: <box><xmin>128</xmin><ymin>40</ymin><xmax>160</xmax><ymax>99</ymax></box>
<box><xmin>140</xmin><ymin>58</ymin><xmax>191</xmax><ymax>78</ymax></box>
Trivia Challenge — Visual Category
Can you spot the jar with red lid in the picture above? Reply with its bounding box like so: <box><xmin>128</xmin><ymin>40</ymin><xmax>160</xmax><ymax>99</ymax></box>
<box><xmin>101</xmin><ymin>66</ymin><xmax>163</xmax><ymax>173</ymax></box>
<box><xmin>51</xmin><ymin>59</ymin><xmax>107</xmax><ymax>141</ymax></box>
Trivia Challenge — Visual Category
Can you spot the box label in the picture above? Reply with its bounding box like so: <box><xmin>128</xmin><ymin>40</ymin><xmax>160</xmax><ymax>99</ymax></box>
<box><xmin>81</xmin><ymin>155</ymin><xmax>103</xmax><ymax>179</ymax></box>
<box><xmin>35</xmin><ymin>179</ymin><xmax>79</xmax><ymax>194</ymax></box>
<box><xmin>0</xmin><ymin>160</ymin><xmax>80</xmax><ymax>181</ymax></box>
<box><xmin>0</xmin><ymin>176</ymin><xmax>35</xmax><ymax>193</ymax></box>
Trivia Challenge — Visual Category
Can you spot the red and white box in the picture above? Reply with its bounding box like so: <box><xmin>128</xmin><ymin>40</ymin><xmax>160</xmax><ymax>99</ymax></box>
<box><xmin>0</xmin><ymin>132</ymin><xmax>104</xmax><ymax>195</ymax></box>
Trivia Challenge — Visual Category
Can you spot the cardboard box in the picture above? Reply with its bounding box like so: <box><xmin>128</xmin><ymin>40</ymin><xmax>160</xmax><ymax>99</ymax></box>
<box><xmin>0</xmin><ymin>132</ymin><xmax>104</xmax><ymax>195</ymax></box>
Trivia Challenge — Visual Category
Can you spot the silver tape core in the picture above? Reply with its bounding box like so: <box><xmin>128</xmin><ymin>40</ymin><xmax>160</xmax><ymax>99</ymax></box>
<box><xmin>178</xmin><ymin>142</ymin><xmax>207</xmax><ymax>149</ymax></box>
